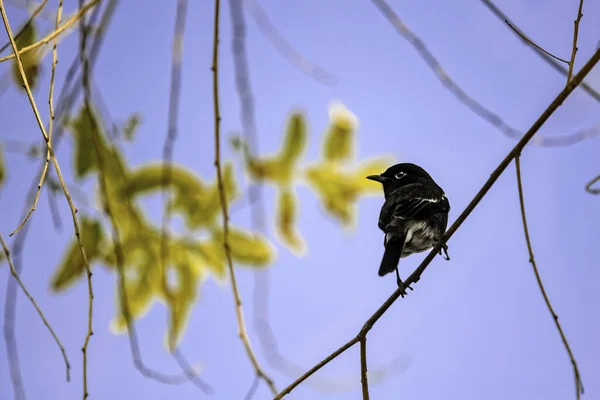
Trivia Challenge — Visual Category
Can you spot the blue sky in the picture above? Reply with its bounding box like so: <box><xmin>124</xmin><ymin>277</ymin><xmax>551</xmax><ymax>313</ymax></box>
<box><xmin>1</xmin><ymin>0</ymin><xmax>599</xmax><ymax>399</ymax></box>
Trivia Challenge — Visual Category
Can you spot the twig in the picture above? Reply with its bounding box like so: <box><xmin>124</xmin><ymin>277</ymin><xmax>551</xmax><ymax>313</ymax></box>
<box><xmin>0</xmin><ymin>0</ymin><xmax>98</xmax><ymax>63</ymax></box>
<box><xmin>359</xmin><ymin>337</ymin><xmax>370</xmax><ymax>400</ymax></box>
<box><xmin>273</xmin><ymin>46</ymin><xmax>600</xmax><ymax>400</ymax></box>
<box><xmin>3</xmin><ymin>3</ymin><xmax>114</xmax><ymax>398</ymax></box>
<box><xmin>0</xmin><ymin>3</ymin><xmax>95</xmax><ymax>400</ymax></box>
<box><xmin>0</xmin><ymin>234</ymin><xmax>71</xmax><ymax>382</ymax></box>
<box><xmin>160</xmin><ymin>0</ymin><xmax>188</xmax><ymax>309</ymax></box>
<box><xmin>479</xmin><ymin>0</ymin><xmax>600</xmax><ymax>103</ymax></box>
<box><xmin>585</xmin><ymin>174</ymin><xmax>600</xmax><ymax>194</ymax></box>
<box><xmin>566</xmin><ymin>0</ymin><xmax>584</xmax><ymax>83</ymax></box>
<box><xmin>9</xmin><ymin>0</ymin><xmax>61</xmax><ymax>237</ymax></box>
<box><xmin>0</xmin><ymin>0</ymin><xmax>47</xmax><ymax>55</ymax></box>
<box><xmin>212</xmin><ymin>0</ymin><xmax>277</xmax><ymax>396</ymax></box>
<box><xmin>371</xmin><ymin>0</ymin><xmax>600</xmax><ymax>147</ymax></box>
<box><xmin>253</xmin><ymin>270</ymin><xmax>408</xmax><ymax>394</ymax></box>
<box><xmin>514</xmin><ymin>156</ymin><xmax>584</xmax><ymax>399</ymax></box>
<box><xmin>76</xmin><ymin>0</ymin><xmax>208</xmax><ymax>391</ymax></box>
<box><xmin>46</xmin><ymin>188</ymin><xmax>62</xmax><ymax>232</ymax></box>
<box><xmin>244</xmin><ymin>0</ymin><xmax>337</xmax><ymax>87</ymax></box>
<box><xmin>243</xmin><ymin>375</ymin><xmax>260</xmax><ymax>400</ymax></box>
<box><xmin>504</xmin><ymin>20</ymin><xmax>568</xmax><ymax>64</ymax></box>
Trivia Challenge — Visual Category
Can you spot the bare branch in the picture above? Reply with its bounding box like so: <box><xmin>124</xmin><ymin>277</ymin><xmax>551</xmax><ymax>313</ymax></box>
<box><xmin>0</xmin><ymin>0</ymin><xmax>47</xmax><ymax>55</ymax></box>
<box><xmin>479</xmin><ymin>0</ymin><xmax>600</xmax><ymax>103</ymax></box>
<box><xmin>372</xmin><ymin>0</ymin><xmax>600</xmax><ymax>147</ymax></box>
<box><xmin>566</xmin><ymin>0</ymin><xmax>584</xmax><ymax>83</ymax></box>
<box><xmin>0</xmin><ymin>0</ymin><xmax>99</xmax><ymax>63</ymax></box>
<box><xmin>359</xmin><ymin>337</ymin><xmax>370</xmax><ymax>400</ymax></box>
<box><xmin>244</xmin><ymin>0</ymin><xmax>337</xmax><ymax>87</ymax></box>
<box><xmin>9</xmin><ymin>0</ymin><xmax>60</xmax><ymax>237</ymax></box>
<box><xmin>0</xmin><ymin>234</ymin><xmax>71</xmax><ymax>382</ymax></box>
<box><xmin>160</xmin><ymin>0</ymin><xmax>187</xmax><ymax>320</ymax></box>
<box><xmin>212</xmin><ymin>0</ymin><xmax>277</xmax><ymax>395</ymax></box>
<box><xmin>504</xmin><ymin>20</ymin><xmax>568</xmax><ymax>64</ymax></box>
<box><xmin>585</xmin><ymin>174</ymin><xmax>600</xmax><ymax>194</ymax></box>
<box><xmin>0</xmin><ymin>3</ymin><xmax>96</xmax><ymax>399</ymax></box>
<box><xmin>243</xmin><ymin>375</ymin><xmax>260</xmax><ymax>400</ymax></box>
<box><xmin>274</xmin><ymin>46</ymin><xmax>600</xmax><ymax>400</ymax></box>
<box><xmin>514</xmin><ymin>156</ymin><xmax>584</xmax><ymax>399</ymax></box>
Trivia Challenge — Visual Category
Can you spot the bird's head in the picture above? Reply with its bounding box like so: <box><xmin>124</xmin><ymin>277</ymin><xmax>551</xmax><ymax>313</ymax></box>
<box><xmin>366</xmin><ymin>163</ymin><xmax>434</xmax><ymax>195</ymax></box>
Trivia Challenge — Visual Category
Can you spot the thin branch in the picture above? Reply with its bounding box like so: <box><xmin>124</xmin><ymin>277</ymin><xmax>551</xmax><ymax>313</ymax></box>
<box><xmin>244</xmin><ymin>0</ymin><xmax>337</xmax><ymax>87</ymax></box>
<box><xmin>0</xmin><ymin>4</ymin><xmax>95</xmax><ymax>400</ymax></box>
<box><xmin>0</xmin><ymin>0</ymin><xmax>47</xmax><ymax>55</ymax></box>
<box><xmin>76</xmin><ymin>0</ymin><xmax>208</xmax><ymax>391</ymax></box>
<box><xmin>160</xmin><ymin>0</ymin><xmax>188</xmax><ymax>310</ymax></box>
<box><xmin>585</xmin><ymin>174</ymin><xmax>600</xmax><ymax>194</ymax></box>
<box><xmin>212</xmin><ymin>0</ymin><xmax>277</xmax><ymax>396</ymax></box>
<box><xmin>0</xmin><ymin>234</ymin><xmax>70</xmax><ymax>382</ymax></box>
<box><xmin>9</xmin><ymin>0</ymin><xmax>61</xmax><ymax>237</ymax></box>
<box><xmin>359</xmin><ymin>337</ymin><xmax>370</xmax><ymax>400</ymax></box>
<box><xmin>371</xmin><ymin>0</ymin><xmax>600</xmax><ymax>147</ymax></box>
<box><xmin>46</xmin><ymin>188</ymin><xmax>63</xmax><ymax>232</ymax></box>
<box><xmin>274</xmin><ymin>46</ymin><xmax>600</xmax><ymax>400</ymax></box>
<box><xmin>504</xmin><ymin>20</ymin><xmax>569</xmax><ymax>64</ymax></box>
<box><xmin>514</xmin><ymin>156</ymin><xmax>584</xmax><ymax>399</ymax></box>
<box><xmin>253</xmin><ymin>270</ymin><xmax>408</xmax><ymax>394</ymax></box>
<box><xmin>243</xmin><ymin>375</ymin><xmax>260</xmax><ymax>400</ymax></box>
<box><xmin>479</xmin><ymin>0</ymin><xmax>600</xmax><ymax>103</ymax></box>
<box><xmin>566</xmin><ymin>0</ymin><xmax>584</xmax><ymax>83</ymax></box>
<box><xmin>0</xmin><ymin>0</ymin><xmax>98</xmax><ymax>63</ymax></box>
<box><xmin>3</xmin><ymin>3</ymin><xmax>114</xmax><ymax>398</ymax></box>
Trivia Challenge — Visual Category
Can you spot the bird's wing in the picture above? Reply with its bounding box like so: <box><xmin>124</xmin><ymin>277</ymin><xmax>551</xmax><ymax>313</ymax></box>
<box><xmin>378</xmin><ymin>183</ymin><xmax>449</xmax><ymax>231</ymax></box>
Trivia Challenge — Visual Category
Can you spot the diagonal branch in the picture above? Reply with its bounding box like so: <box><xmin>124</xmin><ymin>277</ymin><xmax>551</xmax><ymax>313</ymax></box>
<box><xmin>244</xmin><ymin>0</ymin><xmax>337</xmax><ymax>87</ymax></box>
<box><xmin>0</xmin><ymin>234</ymin><xmax>71</xmax><ymax>382</ymax></box>
<box><xmin>0</xmin><ymin>0</ymin><xmax>47</xmax><ymax>55</ymax></box>
<box><xmin>0</xmin><ymin>0</ymin><xmax>98</xmax><ymax>63</ymax></box>
<box><xmin>212</xmin><ymin>0</ymin><xmax>277</xmax><ymax>396</ymax></box>
<box><xmin>371</xmin><ymin>0</ymin><xmax>600</xmax><ymax>147</ymax></box>
<box><xmin>504</xmin><ymin>20</ymin><xmax>568</xmax><ymax>64</ymax></box>
<box><xmin>273</xmin><ymin>45</ymin><xmax>600</xmax><ymax>400</ymax></box>
<box><xmin>514</xmin><ymin>156</ymin><xmax>584</xmax><ymax>399</ymax></box>
<box><xmin>585</xmin><ymin>174</ymin><xmax>600</xmax><ymax>194</ymax></box>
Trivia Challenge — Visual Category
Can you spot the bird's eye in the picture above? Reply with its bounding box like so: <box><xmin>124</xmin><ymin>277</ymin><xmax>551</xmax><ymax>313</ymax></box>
<box><xmin>395</xmin><ymin>172</ymin><xmax>406</xmax><ymax>179</ymax></box>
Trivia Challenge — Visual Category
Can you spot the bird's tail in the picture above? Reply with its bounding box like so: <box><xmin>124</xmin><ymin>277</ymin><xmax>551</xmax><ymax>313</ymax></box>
<box><xmin>378</xmin><ymin>237</ymin><xmax>404</xmax><ymax>276</ymax></box>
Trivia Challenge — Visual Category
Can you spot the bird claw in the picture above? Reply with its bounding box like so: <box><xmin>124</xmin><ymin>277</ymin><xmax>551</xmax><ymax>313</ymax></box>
<box><xmin>434</xmin><ymin>241</ymin><xmax>450</xmax><ymax>261</ymax></box>
<box><xmin>396</xmin><ymin>277</ymin><xmax>413</xmax><ymax>298</ymax></box>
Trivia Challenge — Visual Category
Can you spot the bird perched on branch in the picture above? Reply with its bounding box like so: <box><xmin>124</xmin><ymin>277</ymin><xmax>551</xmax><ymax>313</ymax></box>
<box><xmin>367</xmin><ymin>163</ymin><xmax>450</xmax><ymax>296</ymax></box>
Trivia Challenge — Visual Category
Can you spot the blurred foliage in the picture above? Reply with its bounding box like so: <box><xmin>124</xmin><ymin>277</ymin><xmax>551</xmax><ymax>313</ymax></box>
<box><xmin>29</xmin><ymin>98</ymin><xmax>394</xmax><ymax>350</ymax></box>
<box><xmin>10</xmin><ymin>22</ymin><xmax>41</xmax><ymax>91</ymax></box>
<box><xmin>0</xmin><ymin>144</ymin><xmax>5</xmax><ymax>188</ymax></box>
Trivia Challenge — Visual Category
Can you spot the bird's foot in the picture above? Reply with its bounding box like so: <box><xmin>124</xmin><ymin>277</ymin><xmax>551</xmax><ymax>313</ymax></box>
<box><xmin>434</xmin><ymin>241</ymin><xmax>450</xmax><ymax>261</ymax></box>
<box><xmin>396</xmin><ymin>277</ymin><xmax>413</xmax><ymax>298</ymax></box>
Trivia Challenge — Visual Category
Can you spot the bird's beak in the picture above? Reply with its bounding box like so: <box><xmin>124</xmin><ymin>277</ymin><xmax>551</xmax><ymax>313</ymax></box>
<box><xmin>366</xmin><ymin>174</ymin><xmax>386</xmax><ymax>183</ymax></box>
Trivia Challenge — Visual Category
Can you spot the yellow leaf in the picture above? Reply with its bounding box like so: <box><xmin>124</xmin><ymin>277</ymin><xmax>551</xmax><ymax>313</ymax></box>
<box><xmin>247</xmin><ymin>157</ymin><xmax>294</xmax><ymax>186</ymax></box>
<box><xmin>322</xmin><ymin>101</ymin><xmax>358</xmax><ymax>163</ymax></box>
<box><xmin>110</xmin><ymin>264</ymin><xmax>156</xmax><ymax>334</ymax></box>
<box><xmin>275</xmin><ymin>188</ymin><xmax>306</xmax><ymax>255</ymax></box>
<box><xmin>281</xmin><ymin>112</ymin><xmax>307</xmax><ymax>163</ymax></box>
<box><xmin>165</xmin><ymin>258</ymin><xmax>200</xmax><ymax>350</ymax></box>
<box><xmin>51</xmin><ymin>217</ymin><xmax>104</xmax><ymax>291</ymax></box>
<box><xmin>11</xmin><ymin>22</ymin><xmax>41</xmax><ymax>91</ymax></box>
<box><xmin>70</xmin><ymin>104</ymin><xmax>107</xmax><ymax>179</ymax></box>
<box><xmin>213</xmin><ymin>228</ymin><xmax>275</xmax><ymax>267</ymax></box>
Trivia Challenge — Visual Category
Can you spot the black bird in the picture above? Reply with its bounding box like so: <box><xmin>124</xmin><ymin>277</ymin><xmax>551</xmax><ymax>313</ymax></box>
<box><xmin>367</xmin><ymin>163</ymin><xmax>450</xmax><ymax>296</ymax></box>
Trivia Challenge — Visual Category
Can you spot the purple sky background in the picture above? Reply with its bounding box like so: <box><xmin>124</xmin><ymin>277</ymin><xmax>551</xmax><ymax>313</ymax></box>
<box><xmin>1</xmin><ymin>0</ymin><xmax>599</xmax><ymax>399</ymax></box>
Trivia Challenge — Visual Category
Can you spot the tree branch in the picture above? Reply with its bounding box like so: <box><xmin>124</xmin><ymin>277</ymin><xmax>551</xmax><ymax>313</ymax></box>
<box><xmin>479</xmin><ymin>0</ymin><xmax>600</xmax><ymax>103</ymax></box>
<box><xmin>514</xmin><ymin>156</ymin><xmax>584</xmax><ymax>399</ymax></box>
<box><xmin>566</xmin><ymin>0</ymin><xmax>584</xmax><ymax>83</ymax></box>
<box><xmin>212</xmin><ymin>0</ymin><xmax>277</xmax><ymax>396</ymax></box>
<box><xmin>504</xmin><ymin>20</ymin><xmax>568</xmax><ymax>64</ymax></box>
<box><xmin>0</xmin><ymin>234</ymin><xmax>70</xmax><ymax>382</ymax></box>
<box><xmin>274</xmin><ymin>45</ymin><xmax>600</xmax><ymax>400</ymax></box>
<box><xmin>372</xmin><ymin>0</ymin><xmax>600</xmax><ymax>147</ymax></box>
<box><xmin>359</xmin><ymin>337</ymin><xmax>370</xmax><ymax>400</ymax></box>
<box><xmin>585</xmin><ymin>174</ymin><xmax>600</xmax><ymax>194</ymax></box>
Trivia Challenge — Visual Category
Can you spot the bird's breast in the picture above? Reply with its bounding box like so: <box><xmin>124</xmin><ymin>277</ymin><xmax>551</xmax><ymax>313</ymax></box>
<box><xmin>401</xmin><ymin>219</ymin><xmax>442</xmax><ymax>257</ymax></box>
